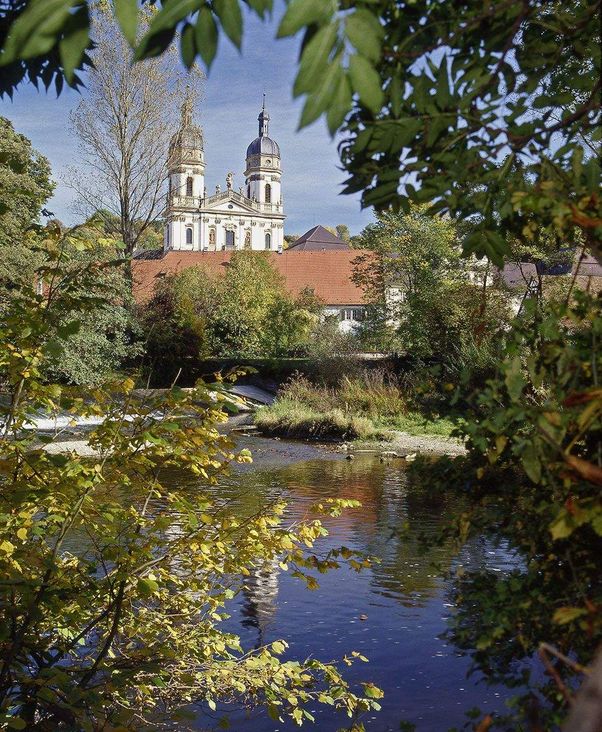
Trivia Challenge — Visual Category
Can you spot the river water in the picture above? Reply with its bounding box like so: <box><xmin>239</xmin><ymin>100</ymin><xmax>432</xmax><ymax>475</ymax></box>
<box><xmin>174</xmin><ymin>435</ymin><xmax>515</xmax><ymax>732</ymax></box>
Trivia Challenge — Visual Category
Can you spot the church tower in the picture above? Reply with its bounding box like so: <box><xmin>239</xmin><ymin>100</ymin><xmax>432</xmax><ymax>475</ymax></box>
<box><xmin>244</xmin><ymin>97</ymin><xmax>282</xmax><ymax>208</ymax></box>
<box><xmin>165</xmin><ymin>96</ymin><xmax>204</xmax><ymax>250</ymax></box>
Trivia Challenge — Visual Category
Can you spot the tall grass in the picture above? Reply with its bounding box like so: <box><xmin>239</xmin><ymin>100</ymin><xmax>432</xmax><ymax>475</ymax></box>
<box><xmin>255</xmin><ymin>371</ymin><xmax>456</xmax><ymax>441</ymax></box>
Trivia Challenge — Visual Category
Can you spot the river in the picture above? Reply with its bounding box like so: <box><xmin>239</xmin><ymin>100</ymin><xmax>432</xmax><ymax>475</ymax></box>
<box><xmin>157</xmin><ymin>434</ymin><xmax>515</xmax><ymax>732</ymax></box>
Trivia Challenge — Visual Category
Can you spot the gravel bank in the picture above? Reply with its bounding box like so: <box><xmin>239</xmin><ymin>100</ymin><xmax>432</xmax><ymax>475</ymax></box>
<box><xmin>345</xmin><ymin>430</ymin><xmax>466</xmax><ymax>457</ymax></box>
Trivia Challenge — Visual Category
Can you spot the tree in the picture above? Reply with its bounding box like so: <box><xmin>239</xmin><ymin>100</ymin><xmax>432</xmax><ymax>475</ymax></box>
<box><xmin>351</xmin><ymin>207</ymin><xmax>511</xmax><ymax>376</ymax></box>
<box><xmin>41</xmin><ymin>221</ymin><xmax>143</xmax><ymax>385</ymax></box>
<box><xmin>68</xmin><ymin>8</ymin><xmax>202</xmax><ymax>259</ymax></box>
<box><xmin>336</xmin><ymin>224</ymin><xmax>351</xmax><ymax>242</ymax></box>
<box><xmin>0</xmin><ymin>231</ymin><xmax>381</xmax><ymax>730</ymax></box>
<box><xmin>142</xmin><ymin>252</ymin><xmax>322</xmax><ymax>381</ymax></box>
<box><xmin>0</xmin><ymin>116</ymin><xmax>54</xmax><ymax>304</ymax></box>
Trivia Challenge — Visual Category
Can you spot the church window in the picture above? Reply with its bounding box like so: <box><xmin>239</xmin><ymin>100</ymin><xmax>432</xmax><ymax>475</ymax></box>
<box><xmin>186</xmin><ymin>176</ymin><xmax>193</xmax><ymax>197</ymax></box>
<box><xmin>265</xmin><ymin>232</ymin><xmax>272</xmax><ymax>250</ymax></box>
<box><xmin>265</xmin><ymin>183</ymin><xmax>271</xmax><ymax>203</ymax></box>
<box><xmin>185</xmin><ymin>226</ymin><xmax>193</xmax><ymax>245</ymax></box>
<box><xmin>225</xmin><ymin>230</ymin><xmax>235</xmax><ymax>249</ymax></box>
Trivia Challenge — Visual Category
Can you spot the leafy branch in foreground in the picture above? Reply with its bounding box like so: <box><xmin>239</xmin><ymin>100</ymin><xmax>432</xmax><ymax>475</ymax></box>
<box><xmin>0</xmin><ymin>238</ymin><xmax>381</xmax><ymax>730</ymax></box>
<box><xmin>408</xmin><ymin>289</ymin><xmax>602</xmax><ymax>730</ymax></box>
<box><xmin>2</xmin><ymin>1</ymin><xmax>600</xmax><ymax>264</ymax></box>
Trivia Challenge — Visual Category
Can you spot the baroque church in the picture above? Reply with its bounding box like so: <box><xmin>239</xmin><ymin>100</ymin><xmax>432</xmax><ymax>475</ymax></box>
<box><xmin>165</xmin><ymin>96</ymin><xmax>285</xmax><ymax>253</ymax></box>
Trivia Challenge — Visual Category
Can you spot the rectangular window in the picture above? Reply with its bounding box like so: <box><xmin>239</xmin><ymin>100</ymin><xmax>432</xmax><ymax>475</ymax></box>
<box><xmin>340</xmin><ymin>308</ymin><xmax>365</xmax><ymax>321</ymax></box>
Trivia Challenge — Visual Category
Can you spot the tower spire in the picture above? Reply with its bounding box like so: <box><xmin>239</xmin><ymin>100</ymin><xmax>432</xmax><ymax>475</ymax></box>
<box><xmin>181</xmin><ymin>87</ymin><xmax>193</xmax><ymax>127</ymax></box>
<box><xmin>258</xmin><ymin>95</ymin><xmax>269</xmax><ymax>137</ymax></box>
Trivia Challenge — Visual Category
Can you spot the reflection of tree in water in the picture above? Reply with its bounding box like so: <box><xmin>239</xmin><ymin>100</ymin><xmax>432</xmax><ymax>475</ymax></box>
<box><xmin>241</xmin><ymin>559</ymin><xmax>280</xmax><ymax>649</ymax></box>
<box><xmin>249</xmin><ymin>457</ymin><xmax>465</xmax><ymax>609</ymax></box>
<box><xmin>202</xmin><ymin>454</ymin><xmax>468</xmax><ymax>616</ymax></box>
<box><xmin>365</xmin><ymin>466</ymin><xmax>463</xmax><ymax>607</ymax></box>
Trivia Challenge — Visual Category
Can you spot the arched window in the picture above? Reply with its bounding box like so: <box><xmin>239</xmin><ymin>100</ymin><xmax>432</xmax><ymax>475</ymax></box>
<box><xmin>265</xmin><ymin>183</ymin><xmax>271</xmax><ymax>203</ymax></box>
<box><xmin>186</xmin><ymin>176</ymin><xmax>193</xmax><ymax>197</ymax></box>
<box><xmin>265</xmin><ymin>232</ymin><xmax>271</xmax><ymax>250</ymax></box>
<box><xmin>185</xmin><ymin>227</ymin><xmax>193</xmax><ymax>245</ymax></box>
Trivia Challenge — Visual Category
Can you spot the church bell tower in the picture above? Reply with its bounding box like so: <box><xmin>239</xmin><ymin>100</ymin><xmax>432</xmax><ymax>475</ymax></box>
<box><xmin>165</xmin><ymin>96</ymin><xmax>205</xmax><ymax>250</ymax></box>
<box><xmin>244</xmin><ymin>97</ymin><xmax>282</xmax><ymax>208</ymax></box>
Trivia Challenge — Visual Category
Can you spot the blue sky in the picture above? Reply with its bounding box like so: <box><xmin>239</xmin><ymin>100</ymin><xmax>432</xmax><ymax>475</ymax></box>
<box><xmin>0</xmin><ymin>6</ymin><xmax>374</xmax><ymax>237</ymax></box>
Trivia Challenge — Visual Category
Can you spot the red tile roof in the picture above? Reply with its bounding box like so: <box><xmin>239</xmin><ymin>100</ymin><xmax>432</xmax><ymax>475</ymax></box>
<box><xmin>132</xmin><ymin>250</ymin><xmax>369</xmax><ymax>306</ymax></box>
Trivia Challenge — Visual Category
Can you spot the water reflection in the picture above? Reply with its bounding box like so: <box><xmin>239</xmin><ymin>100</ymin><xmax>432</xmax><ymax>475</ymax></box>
<box><xmin>241</xmin><ymin>559</ymin><xmax>279</xmax><ymax>649</ymax></box>
<box><xmin>180</xmin><ymin>440</ymin><xmax>512</xmax><ymax>731</ymax></box>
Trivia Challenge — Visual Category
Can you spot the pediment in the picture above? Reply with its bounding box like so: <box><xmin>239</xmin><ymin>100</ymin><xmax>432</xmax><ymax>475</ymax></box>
<box><xmin>201</xmin><ymin>192</ymin><xmax>258</xmax><ymax>216</ymax></box>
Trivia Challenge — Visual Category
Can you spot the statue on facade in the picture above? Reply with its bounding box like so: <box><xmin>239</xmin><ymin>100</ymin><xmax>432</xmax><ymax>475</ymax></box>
<box><xmin>226</xmin><ymin>172</ymin><xmax>233</xmax><ymax>190</ymax></box>
<box><xmin>215</xmin><ymin>184</ymin><xmax>221</xmax><ymax>194</ymax></box>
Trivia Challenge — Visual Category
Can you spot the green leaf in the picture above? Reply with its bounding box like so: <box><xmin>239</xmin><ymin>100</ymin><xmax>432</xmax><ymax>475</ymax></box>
<box><xmin>214</xmin><ymin>0</ymin><xmax>243</xmax><ymax>49</ymax></box>
<box><xmin>137</xmin><ymin>578</ymin><xmax>159</xmax><ymax>597</ymax></box>
<box><xmin>293</xmin><ymin>23</ymin><xmax>338</xmax><ymax>97</ymax></box>
<box><xmin>195</xmin><ymin>6</ymin><xmax>219</xmax><ymax>68</ymax></box>
<box><xmin>180</xmin><ymin>22</ymin><xmax>196</xmax><ymax>68</ymax></box>
<box><xmin>58</xmin><ymin>5</ymin><xmax>90</xmax><ymax>85</ymax></box>
<box><xmin>1</xmin><ymin>0</ymin><xmax>75</xmax><ymax>65</ymax></box>
<box><xmin>362</xmin><ymin>682</ymin><xmax>384</xmax><ymax>699</ymax></box>
<box><xmin>114</xmin><ymin>0</ymin><xmax>139</xmax><ymax>46</ymax></box>
<box><xmin>504</xmin><ymin>356</ymin><xmax>524</xmax><ymax>401</ymax></box>
<box><xmin>326</xmin><ymin>72</ymin><xmax>352</xmax><ymax>135</ymax></box>
<box><xmin>550</xmin><ymin>510</ymin><xmax>573</xmax><ymax>540</ymax></box>
<box><xmin>344</xmin><ymin>9</ymin><xmax>383</xmax><ymax>63</ymax></box>
<box><xmin>145</xmin><ymin>0</ymin><xmax>200</xmax><ymax>35</ymax></box>
<box><xmin>135</xmin><ymin>26</ymin><xmax>177</xmax><ymax>60</ymax></box>
<box><xmin>521</xmin><ymin>444</ymin><xmax>541</xmax><ymax>484</ymax></box>
<box><xmin>277</xmin><ymin>0</ymin><xmax>332</xmax><ymax>38</ymax></box>
<box><xmin>349</xmin><ymin>54</ymin><xmax>384</xmax><ymax>114</ymax></box>
<box><xmin>299</xmin><ymin>58</ymin><xmax>342</xmax><ymax>129</ymax></box>
<box><xmin>435</xmin><ymin>60</ymin><xmax>451</xmax><ymax>109</ymax></box>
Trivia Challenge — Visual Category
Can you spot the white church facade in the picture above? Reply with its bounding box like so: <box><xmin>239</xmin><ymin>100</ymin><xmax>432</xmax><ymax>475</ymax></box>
<box><xmin>164</xmin><ymin>97</ymin><xmax>285</xmax><ymax>253</ymax></box>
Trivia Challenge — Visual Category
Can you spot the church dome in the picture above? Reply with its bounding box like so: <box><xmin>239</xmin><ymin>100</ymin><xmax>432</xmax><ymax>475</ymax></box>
<box><xmin>170</xmin><ymin>124</ymin><xmax>203</xmax><ymax>152</ymax></box>
<box><xmin>246</xmin><ymin>99</ymin><xmax>280</xmax><ymax>160</ymax></box>
<box><xmin>246</xmin><ymin>135</ymin><xmax>280</xmax><ymax>158</ymax></box>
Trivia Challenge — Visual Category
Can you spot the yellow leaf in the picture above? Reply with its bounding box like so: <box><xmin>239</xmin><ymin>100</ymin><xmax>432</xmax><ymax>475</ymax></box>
<box><xmin>0</xmin><ymin>540</ymin><xmax>15</xmax><ymax>555</ymax></box>
<box><xmin>16</xmin><ymin>528</ymin><xmax>27</xmax><ymax>541</ymax></box>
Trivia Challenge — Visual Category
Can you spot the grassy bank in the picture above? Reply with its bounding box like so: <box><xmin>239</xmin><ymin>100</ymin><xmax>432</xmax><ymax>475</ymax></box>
<box><xmin>254</xmin><ymin>373</ymin><xmax>457</xmax><ymax>442</ymax></box>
